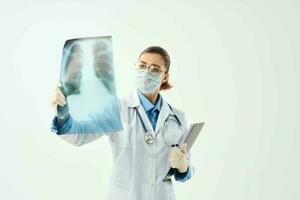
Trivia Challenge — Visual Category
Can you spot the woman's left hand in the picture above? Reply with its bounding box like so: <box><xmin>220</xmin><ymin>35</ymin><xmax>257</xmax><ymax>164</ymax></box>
<box><xmin>169</xmin><ymin>143</ymin><xmax>189</xmax><ymax>173</ymax></box>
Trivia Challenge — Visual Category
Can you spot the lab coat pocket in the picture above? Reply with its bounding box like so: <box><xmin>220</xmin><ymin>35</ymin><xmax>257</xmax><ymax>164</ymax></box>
<box><xmin>108</xmin><ymin>184</ymin><xmax>131</xmax><ymax>200</ymax></box>
<box><xmin>111</xmin><ymin>123</ymin><xmax>135</xmax><ymax>191</ymax></box>
<box><xmin>163</xmin><ymin>180</ymin><xmax>176</xmax><ymax>200</ymax></box>
<box><xmin>111</xmin><ymin>146</ymin><xmax>133</xmax><ymax>191</ymax></box>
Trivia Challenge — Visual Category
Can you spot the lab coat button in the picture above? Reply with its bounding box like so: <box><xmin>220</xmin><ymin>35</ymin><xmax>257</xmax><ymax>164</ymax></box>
<box><xmin>149</xmin><ymin>153</ymin><xmax>155</xmax><ymax>159</ymax></box>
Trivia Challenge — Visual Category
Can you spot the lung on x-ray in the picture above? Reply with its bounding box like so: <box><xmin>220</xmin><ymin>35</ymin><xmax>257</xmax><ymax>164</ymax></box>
<box><xmin>57</xmin><ymin>36</ymin><xmax>122</xmax><ymax>135</ymax></box>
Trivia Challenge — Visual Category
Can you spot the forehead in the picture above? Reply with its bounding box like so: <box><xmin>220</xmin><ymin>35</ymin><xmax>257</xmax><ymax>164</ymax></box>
<box><xmin>139</xmin><ymin>53</ymin><xmax>165</xmax><ymax>67</ymax></box>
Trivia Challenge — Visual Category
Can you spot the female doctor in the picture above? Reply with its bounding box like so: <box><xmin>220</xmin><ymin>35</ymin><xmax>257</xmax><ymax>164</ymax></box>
<box><xmin>50</xmin><ymin>46</ymin><xmax>194</xmax><ymax>200</ymax></box>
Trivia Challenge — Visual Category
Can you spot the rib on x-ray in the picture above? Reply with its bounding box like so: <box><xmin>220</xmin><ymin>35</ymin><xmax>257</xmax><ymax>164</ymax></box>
<box><xmin>57</xmin><ymin>36</ymin><xmax>122</xmax><ymax>135</ymax></box>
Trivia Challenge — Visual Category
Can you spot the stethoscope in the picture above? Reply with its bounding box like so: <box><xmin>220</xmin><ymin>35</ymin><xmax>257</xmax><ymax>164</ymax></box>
<box><xmin>134</xmin><ymin>104</ymin><xmax>182</xmax><ymax>145</ymax></box>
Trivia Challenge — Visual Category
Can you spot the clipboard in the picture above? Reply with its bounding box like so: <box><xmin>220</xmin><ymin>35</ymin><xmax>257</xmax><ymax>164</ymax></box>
<box><xmin>162</xmin><ymin>122</ymin><xmax>205</xmax><ymax>182</ymax></box>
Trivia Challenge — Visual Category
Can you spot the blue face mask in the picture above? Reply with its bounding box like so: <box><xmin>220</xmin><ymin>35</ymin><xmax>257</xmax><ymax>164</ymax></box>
<box><xmin>135</xmin><ymin>70</ymin><xmax>163</xmax><ymax>94</ymax></box>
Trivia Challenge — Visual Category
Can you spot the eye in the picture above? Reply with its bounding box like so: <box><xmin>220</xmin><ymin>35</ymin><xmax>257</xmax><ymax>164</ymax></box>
<box><xmin>151</xmin><ymin>67</ymin><xmax>161</xmax><ymax>73</ymax></box>
<box><xmin>138</xmin><ymin>64</ymin><xmax>147</xmax><ymax>69</ymax></box>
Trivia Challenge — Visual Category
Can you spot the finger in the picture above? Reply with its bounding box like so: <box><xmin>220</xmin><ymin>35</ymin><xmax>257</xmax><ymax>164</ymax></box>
<box><xmin>170</xmin><ymin>151</ymin><xmax>176</xmax><ymax>160</ymax></box>
<box><xmin>58</xmin><ymin>90</ymin><xmax>66</xmax><ymax>101</ymax></box>
<box><xmin>169</xmin><ymin>157</ymin><xmax>177</xmax><ymax>167</ymax></box>
<box><xmin>177</xmin><ymin>152</ymin><xmax>184</xmax><ymax>161</ymax></box>
<box><xmin>180</xmin><ymin>143</ymin><xmax>188</xmax><ymax>154</ymax></box>
<box><xmin>50</xmin><ymin>96</ymin><xmax>56</xmax><ymax>105</ymax></box>
<box><xmin>55</xmin><ymin>87</ymin><xmax>65</xmax><ymax>100</ymax></box>
<box><xmin>55</xmin><ymin>91</ymin><xmax>65</xmax><ymax>102</ymax></box>
<box><xmin>174</xmin><ymin>148</ymin><xmax>183</xmax><ymax>156</ymax></box>
<box><xmin>55</xmin><ymin>81</ymin><xmax>66</xmax><ymax>97</ymax></box>
<box><xmin>172</xmin><ymin>149</ymin><xmax>184</xmax><ymax>162</ymax></box>
<box><xmin>56</xmin><ymin>96</ymin><xmax>66</xmax><ymax>106</ymax></box>
<box><xmin>51</xmin><ymin>101</ymin><xmax>58</xmax><ymax>115</ymax></box>
<box><xmin>56</xmin><ymin>81</ymin><xmax>62</xmax><ymax>88</ymax></box>
<box><xmin>51</xmin><ymin>96</ymin><xmax>60</xmax><ymax>106</ymax></box>
<box><xmin>53</xmin><ymin>94</ymin><xmax>65</xmax><ymax>106</ymax></box>
<box><xmin>170</xmin><ymin>150</ymin><xmax>182</xmax><ymax>160</ymax></box>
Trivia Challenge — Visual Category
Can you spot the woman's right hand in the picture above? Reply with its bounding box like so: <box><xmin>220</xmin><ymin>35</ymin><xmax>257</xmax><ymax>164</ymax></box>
<box><xmin>51</xmin><ymin>81</ymin><xmax>67</xmax><ymax>116</ymax></box>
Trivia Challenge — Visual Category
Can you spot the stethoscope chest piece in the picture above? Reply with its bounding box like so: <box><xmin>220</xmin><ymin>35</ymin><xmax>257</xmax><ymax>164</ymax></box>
<box><xmin>144</xmin><ymin>133</ymin><xmax>155</xmax><ymax>144</ymax></box>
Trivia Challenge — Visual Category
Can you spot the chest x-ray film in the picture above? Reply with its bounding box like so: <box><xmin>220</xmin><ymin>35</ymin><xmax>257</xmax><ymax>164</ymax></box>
<box><xmin>57</xmin><ymin>36</ymin><xmax>122</xmax><ymax>135</ymax></box>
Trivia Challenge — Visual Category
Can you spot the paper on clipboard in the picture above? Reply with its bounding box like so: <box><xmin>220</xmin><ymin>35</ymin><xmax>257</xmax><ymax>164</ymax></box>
<box><xmin>163</xmin><ymin>122</ymin><xmax>205</xmax><ymax>182</ymax></box>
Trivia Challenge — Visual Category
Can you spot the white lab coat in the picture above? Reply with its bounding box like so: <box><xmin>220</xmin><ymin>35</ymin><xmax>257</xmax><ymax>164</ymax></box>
<box><xmin>58</xmin><ymin>90</ymin><xmax>193</xmax><ymax>200</ymax></box>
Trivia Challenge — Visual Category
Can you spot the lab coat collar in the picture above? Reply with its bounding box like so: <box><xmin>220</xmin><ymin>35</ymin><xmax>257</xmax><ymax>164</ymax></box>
<box><xmin>137</xmin><ymin>89</ymin><xmax>163</xmax><ymax>112</ymax></box>
<box><xmin>125</xmin><ymin>90</ymin><xmax>141</xmax><ymax>108</ymax></box>
<box><xmin>126</xmin><ymin>90</ymin><xmax>174</xmax><ymax>114</ymax></box>
<box><xmin>125</xmin><ymin>90</ymin><xmax>175</xmax><ymax>132</ymax></box>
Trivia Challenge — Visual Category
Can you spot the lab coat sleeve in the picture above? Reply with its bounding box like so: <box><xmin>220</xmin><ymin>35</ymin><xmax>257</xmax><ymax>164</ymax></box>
<box><xmin>50</xmin><ymin>98</ymin><xmax>122</xmax><ymax>146</ymax></box>
<box><xmin>50</xmin><ymin>115</ymin><xmax>104</xmax><ymax>146</ymax></box>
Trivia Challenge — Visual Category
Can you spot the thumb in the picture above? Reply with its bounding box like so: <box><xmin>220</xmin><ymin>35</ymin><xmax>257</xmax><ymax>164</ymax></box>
<box><xmin>57</xmin><ymin>80</ymin><xmax>62</xmax><ymax>88</ymax></box>
<box><xmin>180</xmin><ymin>143</ymin><xmax>187</xmax><ymax>154</ymax></box>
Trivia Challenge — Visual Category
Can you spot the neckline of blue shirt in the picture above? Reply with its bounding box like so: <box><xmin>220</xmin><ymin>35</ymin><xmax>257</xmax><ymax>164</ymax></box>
<box><xmin>137</xmin><ymin>89</ymin><xmax>163</xmax><ymax>113</ymax></box>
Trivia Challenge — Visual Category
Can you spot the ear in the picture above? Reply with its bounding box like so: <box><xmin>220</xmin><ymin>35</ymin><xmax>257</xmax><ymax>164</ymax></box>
<box><xmin>162</xmin><ymin>73</ymin><xmax>169</xmax><ymax>84</ymax></box>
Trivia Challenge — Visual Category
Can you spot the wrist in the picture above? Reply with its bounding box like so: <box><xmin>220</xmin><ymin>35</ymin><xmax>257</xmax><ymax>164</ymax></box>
<box><xmin>177</xmin><ymin>160</ymin><xmax>189</xmax><ymax>173</ymax></box>
<box><xmin>178</xmin><ymin>166</ymin><xmax>188</xmax><ymax>173</ymax></box>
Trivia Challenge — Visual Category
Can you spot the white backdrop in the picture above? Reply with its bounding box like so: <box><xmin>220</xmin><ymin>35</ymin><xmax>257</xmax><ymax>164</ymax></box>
<box><xmin>0</xmin><ymin>0</ymin><xmax>299</xmax><ymax>200</ymax></box>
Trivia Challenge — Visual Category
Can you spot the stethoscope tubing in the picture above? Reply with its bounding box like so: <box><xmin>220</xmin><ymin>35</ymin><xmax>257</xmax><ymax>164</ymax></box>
<box><xmin>134</xmin><ymin>104</ymin><xmax>182</xmax><ymax>145</ymax></box>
